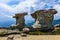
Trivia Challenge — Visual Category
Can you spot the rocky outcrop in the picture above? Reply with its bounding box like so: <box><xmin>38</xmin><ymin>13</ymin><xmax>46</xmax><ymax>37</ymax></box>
<box><xmin>13</xmin><ymin>12</ymin><xmax>27</xmax><ymax>30</ymax></box>
<box><xmin>31</xmin><ymin>9</ymin><xmax>57</xmax><ymax>31</ymax></box>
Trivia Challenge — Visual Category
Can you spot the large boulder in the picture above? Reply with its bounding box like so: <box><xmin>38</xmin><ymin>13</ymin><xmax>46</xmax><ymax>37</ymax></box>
<box><xmin>31</xmin><ymin>9</ymin><xmax>57</xmax><ymax>31</ymax></box>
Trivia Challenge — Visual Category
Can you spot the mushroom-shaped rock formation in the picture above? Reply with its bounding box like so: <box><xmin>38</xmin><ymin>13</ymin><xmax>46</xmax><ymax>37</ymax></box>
<box><xmin>31</xmin><ymin>9</ymin><xmax>57</xmax><ymax>31</ymax></box>
<box><xmin>13</xmin><ymin>12</ymin><xmax>27</xmax><ymax>30</ymax></box>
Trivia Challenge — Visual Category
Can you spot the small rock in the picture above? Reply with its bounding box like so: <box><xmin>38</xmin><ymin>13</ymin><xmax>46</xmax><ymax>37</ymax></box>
<box><xmin>7</xmin><ymin>35</ymin><xmax>14</xmax><ymax>40</ymax></box>
<box><xmin>21</xmin><ymin>33</ymin><xmax>27</xmax><ymax>37</ymax></box>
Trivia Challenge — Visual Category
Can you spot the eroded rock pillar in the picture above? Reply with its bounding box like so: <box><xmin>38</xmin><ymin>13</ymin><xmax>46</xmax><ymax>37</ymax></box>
<box><xmin>31</xmin><ymin>9</ymin><xmax>57</xmax><ymax>31</ymax></box>
<box><xmin>13</xmin><ymin>12</ymin><xmax>27</xmax><ymax>28</ymax></box>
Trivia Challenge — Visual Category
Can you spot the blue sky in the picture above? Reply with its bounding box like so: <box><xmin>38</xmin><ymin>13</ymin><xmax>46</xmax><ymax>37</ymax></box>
<box><xmin>0</xmin><ymin>0</ymin><xmax>60</xmax><ymax>27</ymax></box>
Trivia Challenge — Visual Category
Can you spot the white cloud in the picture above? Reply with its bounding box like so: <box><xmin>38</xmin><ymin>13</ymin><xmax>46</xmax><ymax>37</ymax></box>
<box><xmin>53</xmin><ymin>4</ymin><xmax>60</xmax><ymax>10</ymax></box>
<box><xmin>0</xmin><ymin>3</ymin><xmax>15</xmax><ymax>13</ymax></box>
<box><xmin>0</xmin><ymin>0</ymin><xmax>22</xmax><ymax>4</ymax></box>
<box><xmin>0</xmin><ymin>0</ymin><xmax>11</xmax><ymax>4</ymax></box>
<box><xmin>0</xmin><ymin>0</ymin><xmax>60</xmax><ymax>27</ymax></box>
<box><xmin>0</xmin><ymin>3</ymin><xmax>15</xmax><ymax>17</ymax></box>
<box><xmin>14</xmin><ymin>0</ymin><xmax>47</xmax><ymax>13</ymax></box>
<box><xmin>0</xmin><ymin>0</ymin><xmax>60</xmax><ymax>20</ymax></box>
<box><xmin>14</xmin><ymin>0</ymin><xmax>36</xmax><ymax>13</ymax></box>
<box><xmin>53</xmin><ymin>4</ymin><xmax>60</xmax><ymax>19</ymax></box>
<box><xmin>3</xmin><ymin>14</ymin><xmax>12</xmax><ymax>18</ymax></box>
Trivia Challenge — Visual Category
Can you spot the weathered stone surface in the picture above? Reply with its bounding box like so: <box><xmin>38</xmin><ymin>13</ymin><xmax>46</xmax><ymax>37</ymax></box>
<box><xmin>31</xmin><ymin>9</ymin><xmax>57</xmax><ymax>30</ymax></box>
<box><xmin>13</xmin><ymin>12</ymin><xmax>27</xmax><ymax>26</ymax></box>
<box><xmin>13</xmin><ymin>12</ymin><xmax>27</xmax><ymax>30</ymax></box>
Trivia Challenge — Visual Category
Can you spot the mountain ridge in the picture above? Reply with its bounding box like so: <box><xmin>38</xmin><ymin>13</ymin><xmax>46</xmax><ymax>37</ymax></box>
<box><xmin>0</xmin><ymin>19</ymin><xmax>60</xmax><ymax>27</ymax></box>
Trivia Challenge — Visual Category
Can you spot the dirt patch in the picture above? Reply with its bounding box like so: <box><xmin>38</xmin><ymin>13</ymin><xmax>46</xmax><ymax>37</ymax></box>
<box><xmin>0</xmin><ymin>35</ymin><xmax>60</xmax><ymax>40</ymax></box>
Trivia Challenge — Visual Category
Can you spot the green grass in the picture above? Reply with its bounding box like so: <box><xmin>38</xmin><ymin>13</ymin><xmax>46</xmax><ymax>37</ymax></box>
<box><xmin>0</xmin><ymin>29</ymin><xmax>60</xmax><ymax>36</ymax></box>
<box><xmin>28</xmin><ymin>30</ymin><xmax>58</xmax><ymax>35</ymax></box>
<box><xmin>0</xmin><ymin>31</ymin><xmax>7</xmax><ymax>36</ymax></box>
<box><xmin>54</xmin><ymin>29</ymin><xmax>60</xmax><ymax>35</ymax></box>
